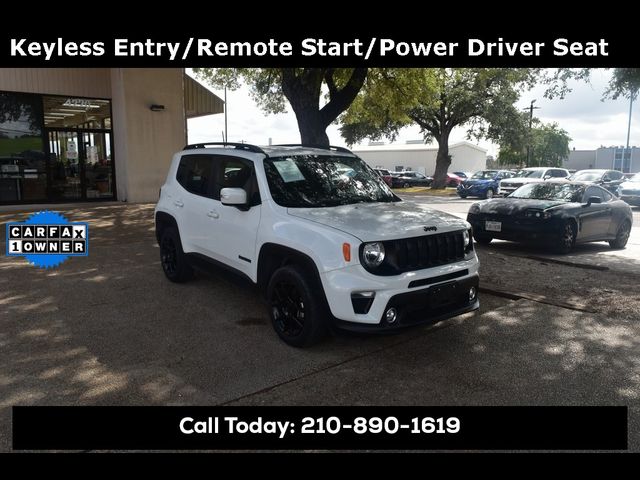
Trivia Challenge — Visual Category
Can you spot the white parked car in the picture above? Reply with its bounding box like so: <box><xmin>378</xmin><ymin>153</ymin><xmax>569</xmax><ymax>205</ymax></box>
<box><xmin>499</xmin><ymin>167</ymin><xmax>570</xmax><ymax>196</ymax></box>
<box><xmin>155</xmin><ymin>143</ymin><xmax>479</xmax><ymax>347</ymax></box>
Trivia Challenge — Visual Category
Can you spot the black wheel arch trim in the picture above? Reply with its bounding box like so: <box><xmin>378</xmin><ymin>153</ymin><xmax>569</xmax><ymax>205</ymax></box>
<box><xmin>155</xmin><ymin>211</ymin><xmax>179</xmax><ymax>245</ymax></box>
<box><xmin>257</xmin><ymin>243</ymin><xmax>329</xmax><ymax>306</ymax></box>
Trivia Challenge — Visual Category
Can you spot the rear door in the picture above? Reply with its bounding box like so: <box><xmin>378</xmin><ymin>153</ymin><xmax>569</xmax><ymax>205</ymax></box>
<box><xmin>175</xmin><ymin>154</ymin><xmax>219</xmax><ymax>257</ymax></box>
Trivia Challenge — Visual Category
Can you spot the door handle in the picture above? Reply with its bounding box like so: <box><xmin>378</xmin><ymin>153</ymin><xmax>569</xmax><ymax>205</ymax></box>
<box><xmin>207</xmin><ymin>210</ymin><xmax>219</xmax><ymax>219</ymax></box>
<box><xmin>173</xmin><ymin>200</ymin><xmax>184</xmax><ymax>208</ymax></box>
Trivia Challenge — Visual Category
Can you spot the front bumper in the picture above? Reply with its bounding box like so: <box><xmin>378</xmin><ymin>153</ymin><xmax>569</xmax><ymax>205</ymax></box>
<box><xmin>467</xmin><ymin>213</ymin><xmax>561</xmax><ymax>243</ymax></box>
<box><xmin>457</xmin><ymin>185</ymin><xmax>488</xmax><ymax>197</ymax></box>
<box><xmin>320</xmin><ymin>257</ymin><xmax>479</xmax><ymax>327</ymax></box>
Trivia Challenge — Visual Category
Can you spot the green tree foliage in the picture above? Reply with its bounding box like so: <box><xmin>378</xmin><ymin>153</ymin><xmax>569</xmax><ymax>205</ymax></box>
<box><xmin>545</xmin><ymin>68</ymin><xmax>640</xmax><ymax>100</ymax></box>
<box><xmin>498</xmin><ymin>121</ymin><xmax>571</xmax><ymax>168</ymax></box>
<box><xmin>340</xmin><ymin>68</ymin><xmax>536</xmax><ymax>188</ymax></box>
<box><xmin>193</xmin><ymin>68</ymin><xmax>367</xmax><ymax>147</ymax></box>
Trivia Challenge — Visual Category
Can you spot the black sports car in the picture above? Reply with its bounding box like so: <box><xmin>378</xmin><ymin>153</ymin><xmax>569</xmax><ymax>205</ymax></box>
<box><xmin>391</xmin><ymin>171</ymin><xmax>433</xmax><ymax>188</ymax></box>
<box><xmin>467</xmin><ymin>180</ymin><xmax>633</xmax><ymax>253</ymax></box>
<box><xmin>569</xmin><ymin>169</ymin><xmax>625</xmax><ymax>194</ymax></box>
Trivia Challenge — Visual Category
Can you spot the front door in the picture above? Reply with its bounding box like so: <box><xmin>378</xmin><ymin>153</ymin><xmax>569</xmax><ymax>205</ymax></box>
<box><xmin>211</xmin><ymin>155</ymin><xmax>261</xmax><ymax>278</ymax></box>
<box><xmin>579</xmin><ymin>186</ymin><xmax>612</xmax><ymax>240</ymax></box>
<box><xmin>46</xmin><ymin>129</ymin><xmax>114</xmax><ymax>201</ymax></box>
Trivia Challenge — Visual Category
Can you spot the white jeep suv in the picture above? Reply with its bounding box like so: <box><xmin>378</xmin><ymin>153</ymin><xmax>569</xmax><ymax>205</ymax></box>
<box><xmin>155</xmin><ymin>143</ymin><xmax>479</xmax><ymax>347</ymax></box>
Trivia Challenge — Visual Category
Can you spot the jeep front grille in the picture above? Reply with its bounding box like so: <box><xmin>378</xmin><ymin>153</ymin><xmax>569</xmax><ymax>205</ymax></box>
<box><xmin>361</xmin><ymin>231</ymin><xmax>470</xmax><ymax>276</ymax></box>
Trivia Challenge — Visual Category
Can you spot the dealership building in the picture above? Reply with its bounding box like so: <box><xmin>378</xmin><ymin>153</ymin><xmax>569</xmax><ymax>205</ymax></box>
<box><xmin>0</xmin><ymin>69</ymin><xmax>223</xmax><ymax>204</ymax></box>
<box><xmin>352</xmin><ymin>141</ymin><xmax>488</xmax><ymax>176</ymax></box>
<box><xmin>565</xmin><ymin>146</ymin><xmax>639</xmax><ymax>173</ymax></box>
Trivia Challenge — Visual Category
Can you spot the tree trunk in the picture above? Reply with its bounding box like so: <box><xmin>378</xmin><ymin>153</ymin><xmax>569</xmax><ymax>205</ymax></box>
<box><xmin>431</xmin><ymin>131</ymin><xmax>451</xmax><ymax>189</ymax></box>
<box><xmin>294</xmin><ymin>109</ymin><xmax>330</xmax><ymax>147</ymax></box>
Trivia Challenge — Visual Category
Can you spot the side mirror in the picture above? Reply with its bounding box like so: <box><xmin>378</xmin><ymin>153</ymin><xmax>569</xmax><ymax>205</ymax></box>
<box><xmin>585</xmin><ymin>196</ymin><xmax>601</xmax><ymax>206</ymax></box>
<box><xmin>543</xmin><ymin>174</ymin><xmax>552</xmax><ymax>180</ymax></box>
<box><xmin>220</xmin><ymin>187</ymin><xmax>247</xmax><ymax>207</ymax></box>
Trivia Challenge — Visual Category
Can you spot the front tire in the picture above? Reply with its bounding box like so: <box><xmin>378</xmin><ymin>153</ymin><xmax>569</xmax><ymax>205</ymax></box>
<box><xmin>160</xmin><ymin>227</ymin><xmax>194</xmax><ymax>282</ymax></box>
<box><xmin>555</xmin><ymin>221</ymin><xmax>576</xmax><ymax>254</ymax></box>
<box><xmin>474</xmin><ymin>233</ymin><xmax>493</xmax><ymax>245</ymax></box>
<box><xmin>609</xmin><ymin>220</ymin><xmax>631</xmax><ymax>249</ymax></box>
<box><xmin>485</xmin><ymin>189</ymin><xmax>494</xmax><ymax>199</ymax></box>
<box><xmin>267</xmin><ymin>265</ymin><xmax>328</xmax><ymax>347</ymax></box>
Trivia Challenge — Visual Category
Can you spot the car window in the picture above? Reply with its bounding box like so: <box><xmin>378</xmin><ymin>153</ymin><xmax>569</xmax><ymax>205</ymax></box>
<box><xmin>214</xmin><ymin>156</ymin><xmax>258</xmax><ymax>203</ymax></box>
<box><xmin>583</xmin><ymin>186</ymin><xmax>610</xmax><ymax>202</ymax></box>
<box><xmin>549</xmin><ymin>169</ymin><xmax>567</xmax><ymax>178</ymax></box>
<box><xmin>608</xmin><ymin>171</ymin><xmax>623</xmax><ymax>181</ymax></box>
<box><xmin>176</xmin><ymin>154</ymin><xmax>215</xmax><ymax>197</ymax></box>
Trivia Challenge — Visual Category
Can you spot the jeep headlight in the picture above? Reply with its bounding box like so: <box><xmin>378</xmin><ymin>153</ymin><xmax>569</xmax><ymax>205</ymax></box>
<box><xmin>362</xmin><ymin>242</ymin><xmax>385</xmax><ymax>267</ymax></box>
<box><xmin>463</xmin><ymin>229</ymin><xmax>470</xmax><ymax>248</ymax></box>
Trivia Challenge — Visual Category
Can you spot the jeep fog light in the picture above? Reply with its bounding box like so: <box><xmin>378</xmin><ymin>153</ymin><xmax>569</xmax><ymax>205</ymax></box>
<box><xmin>362</xmin><ymin>242</ymin><xmax>385</xmax><ymax>267</ymax></box>
<box><xmin>469</xmin><ymin>286</ymin><xmax>477</xmax><ymax>302</ymax></box>
<box><xmin>385</xmin><ymin>307</ymin><xmax>398</xmax><ymax>324</ymax></box>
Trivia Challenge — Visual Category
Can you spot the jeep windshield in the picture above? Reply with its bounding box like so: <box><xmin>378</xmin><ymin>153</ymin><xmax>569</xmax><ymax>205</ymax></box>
<box><xmin>264</xmin><ymin>155</ymin><xmax>397</xmax><ymax>208</ymax></box>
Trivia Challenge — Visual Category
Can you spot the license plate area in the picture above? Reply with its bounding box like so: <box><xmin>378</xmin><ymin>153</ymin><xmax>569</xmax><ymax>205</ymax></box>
<box><xmin>429</xmin><ymin>281</ymin><xmax>459</xmax><ymax>307</ymax></box>
<box><xmin>485</xmin><ymin>220</ymin><xmax>502</xmax><ymax>232</ymax></box>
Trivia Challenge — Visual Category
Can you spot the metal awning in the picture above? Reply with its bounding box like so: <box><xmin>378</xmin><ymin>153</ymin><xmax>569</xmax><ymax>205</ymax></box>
<box><xmin>184</xmin><ymin>74</ymin><xmax>224</xmax><ymax>119</ymax></box>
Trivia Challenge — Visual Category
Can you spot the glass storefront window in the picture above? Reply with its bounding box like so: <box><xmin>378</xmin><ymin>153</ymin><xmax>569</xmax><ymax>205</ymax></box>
<box><xmin>0</xmin><ymin>91</ymin><xmax>115</xmax><ymax>203</ymax></box>
<box><xmin>0</xmin><ymin>92</ymin><xmax>47</xmax><ymax>202</ymax></box>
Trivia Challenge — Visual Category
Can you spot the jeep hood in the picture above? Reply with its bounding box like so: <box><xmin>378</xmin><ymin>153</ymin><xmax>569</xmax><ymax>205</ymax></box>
<box><xmin>287</xmin><ymin>201</ymin><xmax>468</xmax><ymax>241</ymax></box>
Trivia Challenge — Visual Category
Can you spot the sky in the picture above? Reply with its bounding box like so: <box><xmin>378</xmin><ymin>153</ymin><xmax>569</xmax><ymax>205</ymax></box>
<box><xmin>186</xmin><ymin>69</ymin><xmax>639</xmax><ymax>157</ymax></box>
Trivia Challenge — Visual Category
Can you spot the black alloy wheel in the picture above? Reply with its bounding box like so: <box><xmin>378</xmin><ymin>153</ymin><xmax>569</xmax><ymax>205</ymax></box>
<box><xmin>161</xmin><ymin>236</ymin><xmax>178</xmax><ymax>276</ymax></box>
<box><xmin>556</xmin><ymin>221</ymin><xmax>576</xmax><ymax>254</ymax></box>
<box><xmin>267</xmin><ymin>265</ymin><xmax>328</xmax><ymax>347</ymax></box>
<box><xmin>271</xmin><ymin>281</ymin><xmax>306</xmax><ymax>339</ymax></box>
<box><xmin>159</xmin><ymin>228</ymin><xmax>194</xmax><ymax>282</ymax></box>
<box><xmin>610</xmin><ymin>220</ymin><xmax>631</xmax><ymax>249</ymax></box>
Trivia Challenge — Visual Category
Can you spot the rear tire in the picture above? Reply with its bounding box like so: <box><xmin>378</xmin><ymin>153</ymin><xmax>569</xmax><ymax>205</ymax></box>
<box><xmin>485</xmin><ymin>189</ymin><xmax>494</xmax><ymax>199</ymax></box>
<box><xmin>458</xmin><ymin>194</ymin><xmax>467</xmax><ymax>199</ymax></box>
<box><xmin>474</xmin><ymin>233</ymin><xmax>493</xmax><ymax>245</ymax></box>
<box><xmin>160</xmin><ymin>227</ymin><xmax>194</xmax><ymax>283</ymax></box>
<box><xmin>555</xmin><ymin>221</ymin><xmax>576</xmax><ymax>254</ymax></box>
<box><xmin>403</xmin><ymin>182</ymin><xmax>411</xmax><ymax>189</ymax></box>
<box><xmin>609</xmin><ymin>220</ymin><xmax>631</xmax><ymax>249</ymax></box>
<box><xmin>267</xmin><ymin>265</ymin><xmax>328</xmax><ymax>347</ymax></box>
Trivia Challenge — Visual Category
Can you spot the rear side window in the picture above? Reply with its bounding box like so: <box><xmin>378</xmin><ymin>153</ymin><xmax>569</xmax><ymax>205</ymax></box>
<box><xmin>176</xmin><ymin>155</ymin><xmax>215</xmax><ymax>197</ymax></box>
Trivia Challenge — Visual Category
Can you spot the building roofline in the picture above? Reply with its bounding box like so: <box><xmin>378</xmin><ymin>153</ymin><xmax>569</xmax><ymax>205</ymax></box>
<box><xmin>351</xmin><ymin>140</ymin><xmax>487</xmax><ymax>153</ymax></box>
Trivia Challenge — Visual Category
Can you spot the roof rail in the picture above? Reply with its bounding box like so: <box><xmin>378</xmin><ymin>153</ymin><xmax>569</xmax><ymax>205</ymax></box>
<box><xmin>274</xmin><ymin>144</ymin><xmax>353</xmax><ymax>154</ymax></box>
<box><xmin>183</xmin><ymin>142</ymin><xmax>266</xmax><ymax>154</ymax></box>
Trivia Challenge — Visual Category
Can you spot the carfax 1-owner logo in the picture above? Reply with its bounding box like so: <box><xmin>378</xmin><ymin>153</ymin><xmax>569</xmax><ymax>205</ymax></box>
<box><xmin>6</xmin><ymin>211</ymin><xmax>88</xmax><ymax>269</ymax></box>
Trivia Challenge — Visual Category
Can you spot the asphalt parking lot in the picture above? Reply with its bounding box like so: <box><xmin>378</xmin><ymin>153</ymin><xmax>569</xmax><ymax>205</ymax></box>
<box><xmin>1</xmin><ymin>201</ymin><xmax>639</xmax><ymax>452</ymax></box>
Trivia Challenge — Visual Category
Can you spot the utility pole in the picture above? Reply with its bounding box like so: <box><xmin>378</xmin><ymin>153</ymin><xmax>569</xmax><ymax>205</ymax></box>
<box><xmin>623</xmin><ymin>91</ymin><xmax>635</xmax><ymax>172</ymax></box>
<box><xmin>526</xmin><ymin>99</ymin><xmax>541</xmax><ymax>167</ymax></box>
